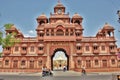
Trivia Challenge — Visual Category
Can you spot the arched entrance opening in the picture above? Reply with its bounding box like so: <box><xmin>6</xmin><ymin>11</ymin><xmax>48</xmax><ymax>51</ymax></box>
<box><xmin>51</xmin><ymin>48</ymin><xmax>69</xmax><ymax>71</ymax></box>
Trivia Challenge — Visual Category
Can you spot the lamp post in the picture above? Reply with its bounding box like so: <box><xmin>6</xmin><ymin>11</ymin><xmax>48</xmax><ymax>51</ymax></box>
<box><xmin>117</xmin><ymin>10</ymin><xmax>120</xmax><ymax>23</ymax></box>
<box><xmin>117</xmin><ymin>10</ymin><xmax>120</xmax><ymax>33</ymax></box>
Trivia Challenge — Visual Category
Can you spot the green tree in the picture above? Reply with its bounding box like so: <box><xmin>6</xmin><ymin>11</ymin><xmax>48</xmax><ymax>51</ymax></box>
<box><xmin>0</xmin><ymin>23</ymin><xmax>20</xmax><ymax>48</ymax></box>
<box><xmin>0</xmin><ymin>31</ymin><xmax>2</xmax><ymax>45</ymax></box>
<box><xmin>4</xmin><ymin>23</ymin><xmax>14</xmax><ymax>30</ymax></box>
<box><xmin>0</xmin><ymin>52</ymin><xmax>2</xmax><ymax>57</ymax></box>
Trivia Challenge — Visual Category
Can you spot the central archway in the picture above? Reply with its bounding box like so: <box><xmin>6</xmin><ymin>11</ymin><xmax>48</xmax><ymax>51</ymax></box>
<box><xmin>51</xmin><ymin>48</ymin><xmax>69</xmax><ymax>71</ymax></box>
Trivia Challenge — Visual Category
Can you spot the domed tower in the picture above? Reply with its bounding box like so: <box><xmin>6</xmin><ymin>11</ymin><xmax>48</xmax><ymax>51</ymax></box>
<box><xmin>96</xmin><ymin>23</ymin><xmax>115</xmax><ymax>38</ymax></box>
<box><xmin>102</xmin><ymin>23</ymin><xmax>115</xmax><ymax>37</ymax></box>
<box><xmin>36</xmin><ymin>13</ymin><xmax>48</xmax><ymax>41</ymax></box>
<box><xmin>5</xmin><ymin>25</ymin><xmax>24</xmax><ymax>38</ymax></box>
<box><xmin>71</xmin><ymin>13</ymin><xmax>84</xmax><ymax>40</ymax></box>
<box><xmin>36</xmin><ymin>13</ymin><xmax>48</xmax><ymax>25</ymax></box>
<box><xmin>71</xmin><ymin>13</ymin><xmax>83</xmax><ymax>25</ymax></box>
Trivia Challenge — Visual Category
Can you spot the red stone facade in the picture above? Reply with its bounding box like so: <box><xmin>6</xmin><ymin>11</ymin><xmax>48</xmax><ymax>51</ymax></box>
<box><xmin>0</xmin><ymin>2</ymin><xmax>120</xmax><ymax>72</ymax></box>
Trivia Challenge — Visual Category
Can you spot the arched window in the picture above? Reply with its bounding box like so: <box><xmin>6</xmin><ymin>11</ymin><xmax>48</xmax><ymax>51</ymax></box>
<box><xmin>86</xmin><ymin>60</ymin><xmax>91</xmax><ymax>68</ymax></box>
<box><xmin>13</xmin><ymin>60</ymin><xmax>18</xmax><ymax>68</ymax></box>
<box><xmin>56</xmin><ymin>29</ymin><xmax>64</xmax><ymax>36</ymax></box>
<box><xmin>30</xmin><ymin>60</ymin><xmax>34</xmax><ymax>69</ymax></box>
<box><xmin>5</xmin><ymin>60</ymin><xmax>9</xmax><ymax>66</ymax></box>
<box><xmin>74</xmin><ymin>20</ymin><xmax>80</xmax><ymax>25</ymax></box>
<box><xmin>39</xmin><ymin>21</ymin><xmax>45</xmax><ymax>25</ymax></box>
<box><xmin>21</xmin><ymin>60</ymin><xmax>26</xmax><ymax>66</ymax></box>
<box><xmin>111</xmin><ymin>59</ymin><xmax>115</xmax><ymax>65</ymax></box>
<box><xmin>85</xmin><ymin>46</ymin><xmax>90</xmax><ymax>51</ymax></box>
<box><xmin>94</xmin><ymin>59</ymin><xmax>99</xmax><ymax>65</ymax></box>
<box><xmin>30</xmin><ymin>46</ymin><xmax>34</xmax><ymax>52</ymax></box>
<box><xmin>38</xmin><ymin>60</ymin><xmax>42</xmax><ymax>66</ymax></box>
<box><xmin>77</xmin><ymin>60</ymin><xmax>81</xmax><ymax>65</ymax></box>
<box><xmin>102</xmin><ymin>60</ymin><xmax>107</xmax><ymax>67</ymax></box>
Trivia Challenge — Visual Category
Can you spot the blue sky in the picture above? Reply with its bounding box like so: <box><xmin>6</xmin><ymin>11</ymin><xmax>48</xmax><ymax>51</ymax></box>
<box><xmin>0</xmin><ymin>0</ymin><xmax>120</xmax><ymax>52</ymax></box>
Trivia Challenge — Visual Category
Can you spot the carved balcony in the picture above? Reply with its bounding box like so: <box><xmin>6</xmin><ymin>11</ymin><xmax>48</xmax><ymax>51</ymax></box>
<box><xmin>37</xmin><ymin>37</ymin><xmax>44</xmax><ymax>40</ymax></box>
<box><xmin>4</xmin><ymin>50</ymin><xmax>10</xmax><ymax>55</ymax></box>
<box><xmin>93</xmin><ymin>50</ymin><xmax>99</xmax><ymax>54</ymax></box>
<box><xmin>21</xmin><ymin>50</ymin><xmax>27</xmax><ymax>55</ymax></box>
<box><xmin>76</xmin><ymin>50</ymin><xmax>82</xmax><ymax>55</ymax></box>
<box><xmin>37</xmin><ymin>50</ymin><xmax>44</xmax><ymax>55</ymax></box>
<box><xmin>110</xmin><ymin>50</ymin><xmax>116</xmax><ymax>54</ymax></box>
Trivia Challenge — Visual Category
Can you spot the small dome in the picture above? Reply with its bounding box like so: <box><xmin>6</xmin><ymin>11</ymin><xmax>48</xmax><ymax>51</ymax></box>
<box><xmin>98</xmin><ymin>29</ymin><xmax>102</xmax><ymax>33</ymax></box>
<box><xmin>103</xmin><ymin>23</ymin><xmax>114</xmax><ymax>30</ymax></box>
<box><xmin>11</xmin><ymin>25</ymin><xmax>16</xmax><ymax>30</ymax></box>
<box><xmin>37</xmin><ymin>13</ymin><xmax>47</xmax><ymax>19</ymax></box>
<box><xmin>72</xmin><ymin>13</ymin><xmax>83</xmax><ymax>19</ymax></box>
<box><xmin>54</xmin><ymin>2</ymin><xmax>65</xmax><ymax>8</ymax></box>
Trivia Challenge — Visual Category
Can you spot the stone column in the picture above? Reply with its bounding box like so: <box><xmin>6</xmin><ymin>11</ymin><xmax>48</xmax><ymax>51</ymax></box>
<box><xmin>69</xmin><ymin>43</ymin><xmax>75</xmax><ymax>70</ymax></box>
<box><xmin>46</xmin><ymin>43</ymin><xmax>50</xmax><ymax>68</ymax></box>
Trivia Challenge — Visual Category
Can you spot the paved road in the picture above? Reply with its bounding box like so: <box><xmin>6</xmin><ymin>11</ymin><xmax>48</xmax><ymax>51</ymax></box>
<box><xmin>0</xmin><ymin>71</ymin><xmax>118</xmax><ymax>80</ymax></box>
<box><xmin>0</xmin><ymin>74</ymin><xmax>112</xmax><ymax>80</ymax></box>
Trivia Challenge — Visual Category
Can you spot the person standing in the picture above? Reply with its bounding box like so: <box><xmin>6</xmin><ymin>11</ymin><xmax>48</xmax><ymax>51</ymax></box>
<box><xmin>63</xmin><ymin>65</ymin><xmax>67</xmax><ymax>72</ymax></box>
<box><xmin>81</xmin><ymin>65</ymin><xmax>86</xmax><ymax>74</ymax></box>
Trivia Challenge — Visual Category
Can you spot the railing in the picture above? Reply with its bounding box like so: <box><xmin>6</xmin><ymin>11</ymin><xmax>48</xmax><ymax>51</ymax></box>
<box><xmin>76</xmin><ymin>50</ymin><xmax>82</xmax><ymax>55</ymax></box>
<box><xmin>4</xmin><ymin>50</ymin><xmax>10</xmax><ymax>55</ymax></box>
<box><xmin>93</xmin><ymin>50</ymin><xmax>99</xmax><ymax>54</ymax></box>
<box><xmin>37</xmin><ymin>50</ymin><xmax>44</xmax><ymax>55</ymax></box>
<box><xmin>21</xmin><ymin>50</ymin><xmax>27</xmax><ymax>55</ymax></box>
<box><xmin>44</xmin><ymin>36</ymin><xmax>76</xmax><ymax>41</ymax></box>
<box><xmin>110</xmin><ymin>50</ymin><xmax>116</xmax><ymax>54</ymax></box>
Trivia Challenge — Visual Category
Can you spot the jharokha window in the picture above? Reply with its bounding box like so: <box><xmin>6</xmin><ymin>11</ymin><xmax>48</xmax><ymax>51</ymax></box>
<box><xmin>15</xmin><ymin>46</ymin><xmax>19</xmax><ymax>52</ymax></box>
<box><xmin>38</xmin><ymin>47</ymin><xmax>43</xmax><ymax>50</ymax></box>
<box><xmin>109</xmin><ymin>46</ymin><xmax>114</xmax><ymax>50</ymax></box>
<box><xmin>30</xmin><ymin>46</ymin><xmax>34</xmax><ymax>52</ymax></box>
<box><xmin>85</xmin><ymin>46</ymin><xmax>90</xmax><ymax>51</ymax></box>
<box><xmin>6</xmin><ymin>47</ymin><xmax>10</xmax><ymax>50</ymax></box>
<box><xmin>101</xmin><ymin>46</ymin><xmax>105</xmax><ymax>51</ymax></box>
<box><xmin>5</xmin><ymin>60</ymin><xmax>9</xmax><ymax>66</ymax></box>
<box><xmin>93</xmin><ymin>46</ymin><xmax>98</xmax><ymax>50</ymax></box>
<box><xmin>77</xmin><ymin>46</ymin><xmax>81</xmax><ymax>50</ymax></box>
<box><xmin>39</xmin><ymin>34</ymin><xmax>44</xmax><ymax>37</ymax></box>
<box><xmin>22</xmin><ymin>47</ymin><xmax>27</xmax><ymax>51</ymax></box>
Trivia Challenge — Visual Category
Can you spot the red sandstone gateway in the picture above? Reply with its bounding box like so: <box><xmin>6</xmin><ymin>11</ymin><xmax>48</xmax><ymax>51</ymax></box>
<box><xmin>0</xmin><ymin>1</ymin><xmax>120</xmax><ymax>72</ymax></box>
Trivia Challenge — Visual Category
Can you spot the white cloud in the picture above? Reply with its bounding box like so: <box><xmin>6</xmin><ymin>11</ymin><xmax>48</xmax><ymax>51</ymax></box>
<box><xmin>28</xmin><ymin>30</ymin><xmax>36</xmax><ymax>34</ymax></box>
<box><xmin>24</xmin><ymin>34</ymin><xmax>35</xmax><ymax>37</ymax></box>
<box><xmin>29</xmin><ymin>30</ymin><xmax>34</xmax><ymax>34</ymax></box>
<box><xmin>24</xmin><ymin>30</ymin><xmax>36</xmax><ymax>37</ymax></box>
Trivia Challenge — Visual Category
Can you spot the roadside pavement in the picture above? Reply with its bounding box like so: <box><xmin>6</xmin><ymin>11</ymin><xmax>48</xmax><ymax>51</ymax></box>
<box><xmin>0</xmin><ymin>71</ymin><xmax>119</xmax><ymax>76</ymax></box>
